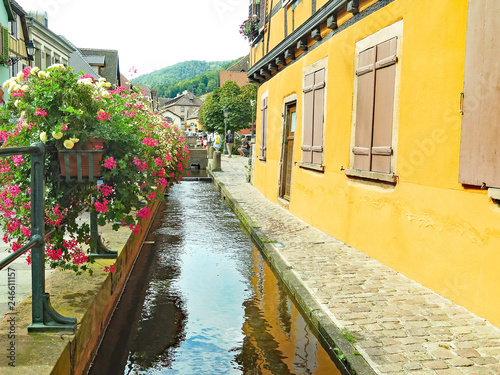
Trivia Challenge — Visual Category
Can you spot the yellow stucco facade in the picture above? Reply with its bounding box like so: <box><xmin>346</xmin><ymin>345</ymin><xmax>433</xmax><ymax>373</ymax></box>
<box><xmin>250</xmin><ymin>0</ymin><xmax>500</xmax><ymax>327</ymax></box>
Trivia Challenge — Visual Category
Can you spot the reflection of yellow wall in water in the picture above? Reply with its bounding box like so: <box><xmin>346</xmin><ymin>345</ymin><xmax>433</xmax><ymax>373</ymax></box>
<box><xmin>250</xmin><ymin>0</ymin><xmax>500</xmax><ymax>328</ymax></box>
<box><xmin>242</xmin><ymin>248</ymin><xmax>339</xmax><ymax>374</ymax></box>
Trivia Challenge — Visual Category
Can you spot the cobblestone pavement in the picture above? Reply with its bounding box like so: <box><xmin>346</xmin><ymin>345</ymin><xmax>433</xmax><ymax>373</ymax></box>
<box><xmin>212</xmin><ymin>154</ymin><xmax>500</xmax><ymax>375</ymax></box>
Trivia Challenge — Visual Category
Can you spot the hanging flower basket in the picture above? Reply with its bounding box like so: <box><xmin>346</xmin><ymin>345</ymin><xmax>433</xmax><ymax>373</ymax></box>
<box><xmin>58</xmin><ymin>137</ymin><xmax>105</xmax><ymax>180</ymax></box>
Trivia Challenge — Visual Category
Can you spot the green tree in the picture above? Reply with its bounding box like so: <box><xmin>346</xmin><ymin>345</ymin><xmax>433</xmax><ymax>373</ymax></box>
<box><xmin>198</xmin><ymin>81</ymin><xmax>257</xmax><ymax>134</ymax></box>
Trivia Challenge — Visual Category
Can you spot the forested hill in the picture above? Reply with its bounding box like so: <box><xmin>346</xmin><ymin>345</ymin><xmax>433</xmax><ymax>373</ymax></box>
<box><xmin>131</xmin><ymin>59</ymin><xmax>242</xmax><ymax>97</ymax></box>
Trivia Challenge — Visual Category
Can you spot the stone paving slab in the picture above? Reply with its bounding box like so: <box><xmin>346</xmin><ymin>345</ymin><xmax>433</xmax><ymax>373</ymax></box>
<box><xmin>212</xmin><ymin>154</ymin><xmax>500</xmax><ymax>375</ymax></box>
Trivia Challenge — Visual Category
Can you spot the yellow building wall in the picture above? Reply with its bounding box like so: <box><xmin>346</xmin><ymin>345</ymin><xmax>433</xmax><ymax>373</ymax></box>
<box><xmin>252</xmin><ymin>0</ymin><xmax>500</xmax><ymax>328</ymax></box>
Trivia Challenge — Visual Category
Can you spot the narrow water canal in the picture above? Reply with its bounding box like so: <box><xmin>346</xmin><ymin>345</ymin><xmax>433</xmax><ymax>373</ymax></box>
<box><xmin>88</xmin><ymin>180</ymin><xmax>341</xmax><ymax>374</ymax></box>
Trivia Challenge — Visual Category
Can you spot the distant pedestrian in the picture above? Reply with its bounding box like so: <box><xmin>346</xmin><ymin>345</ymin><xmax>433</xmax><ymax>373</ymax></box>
<box><xmin>238</xmin><ymin>139</ymin><xmax>250</xmax><ymax>157</ymax></box>
<box><xmin>213</xmin><ymin>132</ymin><xmax>221</xmax><ymax>151</ymax></box>
<box><xmin>225</xmin><ymin>130</ymin><xmax>234</xmax><ymax>157</ymax></box>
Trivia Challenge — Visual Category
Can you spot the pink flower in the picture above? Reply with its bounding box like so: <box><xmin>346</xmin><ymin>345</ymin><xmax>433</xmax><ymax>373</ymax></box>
<box><xmin>61</xmin><ymin>123</ymin><xmax>68</xmax><ymax>131</ymax></box>
<box><xmin>97</xmin><ymin>110</ymin><xmax>110</xmax><ymax>121</ymax></box>
<box><xmin>98</xmin><ymin>184</ymin><xmax>114</xmax><ymax>197</ymax></box>
<box><xmin>104</xmin><ymin>157</ymin><xmax>117</xmax><ymax>169</ymax></box>
<box><xmin>71</xmin><ymin>252</ymin><xmax>88</xmax><ymax>265</ymax></box>
<box><xmin>22</xmin><ymin>66</ymin><xmax>31</xmax><ymax>80</ymax></box>
<box><xmin>104</xmin><ymin>263</ymin><xmax>116</xmax><ymax>273</ymax></box>
<box><xmin>12</xmin><ymin>155</ymin><xmax>24</xmax><ymax>167</ymax></box>
<box><xmin>142</xmin><ymin>137</ymin><xmax>158</xmax><ymax>147</ymax></box>
<box><xmin>35</xmin><ymin>108</ymin><xmax>47</xmax><ymax>117</ymax></box>
<box><xmin>47</xmin><ymin>247</ymin><xmax>63</xmax><ymax>261</ymax></box>
<box><xmin>158</xmin><ymin>178</ymin><xmax>168</xmax><ymax>187</ymax></box>
<box><xmin>94</xmin><ymin>198</ymin><xmax>109</xmax><ymax>213</ymax></box>
<box><xmin>11</xmin><ymin>90</ymin><xmax>25</xmax><ymax>98</ymax></box>
<box><xmin>147</xmin><ymin>192</ymin><xmax>156</xmax><ymax>200</ymax></box>
<box><xmin>80</xmin><ymin>73</ymin><xmax>94</xmax><ymax>81</ymax></box>
<box><xmin>136</xmin><ymin>207</ymin><xmax>151</xmax><ymax>219</ymax></box>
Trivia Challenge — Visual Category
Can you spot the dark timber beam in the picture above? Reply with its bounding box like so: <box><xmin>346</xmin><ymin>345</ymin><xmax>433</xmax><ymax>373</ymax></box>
<box><xmin>347</xmin><ymin>0</ymin><xmax>359</xmax><ymax>14</ymax></box>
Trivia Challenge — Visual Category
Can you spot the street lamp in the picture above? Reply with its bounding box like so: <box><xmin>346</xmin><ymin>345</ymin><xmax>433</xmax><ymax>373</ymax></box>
<box><xmin>9</xmin><ymin>40</ymin><xmax>36</xmax><ymax>65</ymax></box>
<box><xmin>248</xmin><ymin>99</ymin><xmax>256</xmax><ymax>166</ymax></box>
<box><xmin>223</xmin><ymin>108</ymin><xmax>228</xmax><ymax>154</ymax></box>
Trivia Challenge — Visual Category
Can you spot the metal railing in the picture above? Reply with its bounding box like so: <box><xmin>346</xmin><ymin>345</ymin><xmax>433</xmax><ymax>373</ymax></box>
<box><xmin>0</xmin><ymin>142</ymin><xmax>116</xmax><ymax>332</ymax></box>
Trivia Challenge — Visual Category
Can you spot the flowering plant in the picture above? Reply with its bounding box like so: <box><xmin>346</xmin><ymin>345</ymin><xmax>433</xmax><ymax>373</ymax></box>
<box><xmin>239</xmin><ymin>16</ymin><xmax>260</xmax><ymax>42</ymax></box>
<box><xmin>0</xmin><ymin>53</ymin><xmax>10</xmax><ymax>67</ymax></box>
<box><xmin>0</xmin><ymin>65</ymin><xmax>190</xmax><ymax>274</ymax></box>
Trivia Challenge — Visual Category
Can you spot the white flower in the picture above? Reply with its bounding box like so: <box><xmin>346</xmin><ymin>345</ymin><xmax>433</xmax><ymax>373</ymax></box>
<box><xmin>38</xmin><ymin>71</ymin><xmax>47</xmax><ymax>78</ymax></box>
<box><xmin>52</xmin><ymin>131</ymin><xmax>63</xmax><ymax>140</ymax></box>
<box><xmin>40</xmin><ymin>132</ymin><xmax>47</xmax><ymax>142</ymax></box>
<box><xmin>48</xmin><ymin>64</ymin><xmax>65</xmax><ymax>71</ymax></box>
<box><xmin>63</xmin><ymin>139</ymin><xmax>74</xmax><ymax>149</ymax></box>
<box><xmin>2</xmin><ymin>78</ymin><xmax>13</xmax><ymax>88</ymax></box>
<box><xmin>16</xmin><ymin>72</ymin><xmax>23</xmax><ymax>80</ymax></box>
<box><xmin>14</xmin><ymin>100</ymin><xmax>20</xmax><ymax>108</ymax></box>
<box><xmin>77</xmin><ymin>78</ymin><xmax>93</xmax><ymax>86</ymax></box>
<box><xmin>31</xmin><ymin>67</ymin><xmax>40</xmax><ymax>75</ymax></box>
<box><xmin>21</xmin><ymin>85</ymin><xmax>29</xmax><ymax>92</ymax></box>
<box><xmin>101</xmin><ymin>90</ymin><xmax>110</xmax><ymax>99</ymax></box>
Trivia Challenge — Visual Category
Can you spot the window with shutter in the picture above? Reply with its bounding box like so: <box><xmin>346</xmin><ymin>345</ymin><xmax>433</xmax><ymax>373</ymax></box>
<box><xmin>301</xmin><ymin>68</ymin><xmax>325</xmax><ymax>165</ymax></box>
<box><xmin>259</xmin><ymin>95</ymin><xmax>268</xmax><ymax>160</ymax></box>
<box><xmin>259</xmin><ymin>0</ymin><xmax>267</xmax><ymax>31</ymax></box>
<box><xmin>458</xmin><ymin>0</ymin><xmax>500</xmax><ymax>188</ymax></box>
<box><xmin>351</xmin><ymin>37</ymin><xmax>398</xmax><ymax>176</ymax></box>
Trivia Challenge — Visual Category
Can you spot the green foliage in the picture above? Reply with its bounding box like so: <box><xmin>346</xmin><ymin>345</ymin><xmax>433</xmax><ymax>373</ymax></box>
<box><xmin>340</xmin><ymin>328</ymin><xmax>358</xmax><ymax>343</ymax></box>
<box><xmin>198</xmin><ymin>81</ymin><xmax>257</xmax><ymax>134</ymax></box>
<box><xmin>0</xmin><ymin>65</ymin><xmax>189</xmax><ymax>274</ymax></box>
<box><xmin>132</xmin><ymin>59</ymin><xmax>243</xmax><ymax>98</ymax></box>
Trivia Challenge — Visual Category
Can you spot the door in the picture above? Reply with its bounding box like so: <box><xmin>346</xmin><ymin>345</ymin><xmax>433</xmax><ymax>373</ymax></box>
<box><xmin>280</xmin><ymin>104</ymin><xmax>296</xmax><ymax>200</ymax></box>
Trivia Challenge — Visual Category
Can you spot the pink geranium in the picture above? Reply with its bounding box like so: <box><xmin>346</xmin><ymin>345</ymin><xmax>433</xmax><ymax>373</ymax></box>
<box><xmin>35</xmin><ymin>108</ymin><xmax>47</xmax><ymax>117</ymax></box>
<box><xmin>104</xmin><ymin>157</ymin><xmax>117</xmax><ymax>169</ymax></box>
<box><xmin>97</xmin><ymin>110</ymin><xmax>110</xmax><ymax>121</ymax></box>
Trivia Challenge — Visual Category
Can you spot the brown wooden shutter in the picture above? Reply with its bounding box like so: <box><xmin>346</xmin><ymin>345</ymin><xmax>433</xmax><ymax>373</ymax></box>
<box><xmin>459</xmin><ymin>0</ymin><xmax>500</xmax><ymax>188</ymax></box>
<box><xmin>312</xmin><ymin>69</ymin><xmax>325</xmax><ymax>164</ymax></box>
<box><xmin>302</xmin><ymin>72</ymin><xmax>314</xmax><ymax>163</ymax></box>
<box><xmin>260</xmin><ymin>96</ymin><xmax>268</xmax><ymax>159</ymax></box>
<box><xmin>353</xmin><ymin>47</ymin><xmax>376</xmax><ymax>171</ymax></box>
<box><xmin>371</xmin><ymin>37</ymin><xmax>397</xmax><ymax>173</ymax></box>
<box><xmin>260</xmin><ymin>0</ymin><xmax>267</xmax><ymax>30</ymax></box>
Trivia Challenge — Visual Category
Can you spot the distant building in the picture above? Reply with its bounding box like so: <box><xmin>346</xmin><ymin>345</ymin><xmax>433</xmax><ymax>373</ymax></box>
<box><xmin>0</xmin><ymin>0</ymin><xmax>14</xmax><ymax>95</ymax></box>
<box><xmin>8</xmin><ymin>1</ymin><xmax>31</xmax><ymax>79</ymax></box>
<box><xmin>159</xmin><ymin>109</ymin><xmax>182</xmax><ymax>128</ymax></box>
<box><xmin>59</xmin><ymin>35</ymin><xmax>101</xmax><ymax>80</ymax></box>
<box><xmin>26</xmin><ymin>11</ymin><xmax>72</xmax><ymax>71</ymax></box>
<box><xmin>79</xmin><ymin>48</ymin><xmax>121</xmax><ymax>86</ymax></box>
<box><xmin>219</xmin><ymin>55</ymin><xmax>250</xmax><ymax>87</ymax></box>
<box><xmin>159</xmin><ymin>90</ymin><xmax>203</xmax><ymax>130</ymax></box>
<box><xmin>186</xmin><ymin>107</ymin><xmax>202</xmax><ymax>132</ymax></box>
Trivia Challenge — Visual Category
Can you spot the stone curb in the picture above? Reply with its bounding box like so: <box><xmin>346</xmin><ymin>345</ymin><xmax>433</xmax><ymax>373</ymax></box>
<box><xmin>211</xmin><ymin>172</ymin><xmax>376</xmax><ymax>375</ymax></box>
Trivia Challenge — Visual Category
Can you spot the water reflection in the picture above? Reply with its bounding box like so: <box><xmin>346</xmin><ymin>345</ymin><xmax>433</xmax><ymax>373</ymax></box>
<box><xmin>89</xmin><ymin>181</ymin><xmax>340</xmax><ymax>375</ymax></box>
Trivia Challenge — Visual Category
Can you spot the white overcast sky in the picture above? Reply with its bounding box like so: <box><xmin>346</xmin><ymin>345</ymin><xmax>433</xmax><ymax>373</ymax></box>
<box><xmin>16</xmin><ymin>0</ymin><xmax>251</xmax><ymax>78</ymax></box>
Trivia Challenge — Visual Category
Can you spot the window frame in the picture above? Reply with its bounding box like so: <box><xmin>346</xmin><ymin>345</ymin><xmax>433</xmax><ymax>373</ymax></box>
<box><xmin>298</xmin><ymin>57</ymin><xmax>327</xmax><ymax>172</ymax></box>
<box><xmin>258</xmin><ymin>90</ymin><xmax>269</xmax><ymax>161</ymax></box>
<box><xmin>346</xmin><ymin>20</ymin><xmax>403</xmax><ymax>183</ymax></box>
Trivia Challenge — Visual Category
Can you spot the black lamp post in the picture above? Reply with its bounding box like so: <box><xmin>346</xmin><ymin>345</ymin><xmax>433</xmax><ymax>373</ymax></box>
<box><xmin>223</xmin><ymin>108</ymin><xmax>228</xmax><ymax>154</ymax></box>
